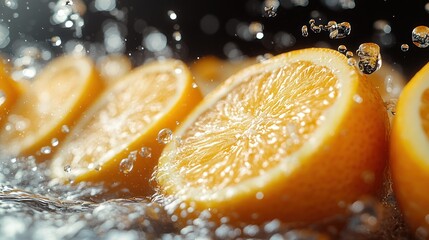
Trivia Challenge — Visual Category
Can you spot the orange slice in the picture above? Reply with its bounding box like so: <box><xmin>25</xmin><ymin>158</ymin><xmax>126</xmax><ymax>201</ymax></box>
<box><xmin>50</xmin><ymin>59</ymin><xmax>202</xmax><ymax>197</ymax></box>
<box><xmin>0</xmin><ymin>54</ymin><xmax>103</xmax><ymax>159</ymax></box>
<box><xmin>190</xmin><ymin>56</ymin><xmax>257</xmax><ymax>95</ymax></box>
<box><xmin>0</xmin><ymin>59</ymin><xmax>21</xmax><ymax>124</ymax></box>
<box><xmin>390</xmin><ymin>62</ymin><xmax>429</xmax><ymax>238</ymax></box>
<box><xmin>156</xmin><ymin>48</ymin><xmax>389</xmax><ymax>225</ymax></box>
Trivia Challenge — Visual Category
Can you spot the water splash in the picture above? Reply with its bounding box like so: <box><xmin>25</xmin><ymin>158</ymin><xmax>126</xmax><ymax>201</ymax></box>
<box><xmin>49</xmin><ymin>0</ymin><xmax>86</xmax><ymax>38</ymax></box>
<box><xmin>356</xmin><ymin>43</ymin><xmax>382</xmax><ymax>74</ymax></box>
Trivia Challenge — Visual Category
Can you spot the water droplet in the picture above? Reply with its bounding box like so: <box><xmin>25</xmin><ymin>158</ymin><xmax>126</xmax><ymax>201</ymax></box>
<box><xmin>256</xmin><ymin>192</ymin><xmax>264</xmax><ymax>200</ymax></box>
<box><xmin>172</xmin><ymin>31</ymin><xmax>182</xmax><ymax>41</ymax></box>
<box><xmin>347</xmin><ymin>58</ymin><xmax>356</xmax><ymax>66</ymax></box>
<box><xmin>384</xmin><ymin>99</ymin><xmax>397</xmax><ymax>116</ymax></box>
<box><xmin>328</xmin><ymin>21</ymin><xmax>351</xmax><ymax>39</ymax></box>
<box><xmin>0</xmin><ymin>90</ymin><xmax>6</xmax><ymax>106</ymax></box>
<box><xmin>4</xmin><ymin>0</ymin><xmax>18</xmax><ymax>9</ymax></box>
<box><xmin>51</xmin><ymin>138</ymin><xmax>59</xmax><ymax>147</ymax></box>
<box><xmin>249</xmin><ymin>22</ymin><xmax>264</xmax><ymax>39</ymax></box>
<box><xmin>338</xmin><ymin>45</ymin><xmax>347</xmax><ymax>54</ymax></box>
<box><xmin>400</xmin><ymin>43</ymin><xmax>409</xmax><ymax>52</ymax></box>
<box><xmin>192</xmin><ymin>82</ymin><xmax>198</xmax><ymax>88</ymax></box>
<box><xmin>412</xmin><ymin>25</ymin><xmax>429</xmax><ymax>48</ymax></box>
<box><xmin>157</xmin><ymin>128</ymin><xmax>173</xmax><ymax>144</ymax></box>
<box><xmin>168</xmin><ymin>10</ymin><xmax>177</xmax><ymax>20</ymax></box>
<box><xmin>353</xmin><ymin>94</ymin><xmax>363</xmax><ymax>103</ymax></box>
<box><xmin>310</xmin><ymin>24</ymin><xmax>322</xmax><ymax>33</ymax></box>
<box><xmin>64</xmin><ymin>165</ymin><xmax>71</xmax><ymax>173</ymax></box>
<box><xmin>139</xmin><ymin>147</ymin><xmax>152</xmax><ymax>158</ymax></box>
<box><xmin>263</xmin><ymin>0</ymin><xmax>279</xmax><ymax>17</ymax></box>
<box><xmin>61</xmin><ymin>124</ymin><xmax>70</xmax><ymax>133</ymax></box>
<box><xmin>40</xmin><ymin>146</ymin><xmax>52</xmax><ymax>155</ymax></box>
<box><xmin>301</xmin><ymin>25</ymin><xmax>309</xmax><ymax>37</ymax></box>
<box><xmin>347</xmin><ymin>197</ymin><xmax>382</xmax><ymax>234</ymax></box>
<box><xmin>94</xmin><ymin>164</ymin><xmax>102</xmax><ymax>171</ymax></box>
<box><xmin>119</xmin><ymin>158</ymin><xmax>134</xmax><ymax>174</ymax></box>
<box><xmin>345</xmin><ymin>51</ymin><xmax>353</xmax><ymax>58</ymax></box>
<box><xmin>128</xmin><ymin>150</ymin><xmax>138</xmax><ymax>161</ymax></box>
<box><xmin>356</xmin><ymin>43</ymin><xmax>382</xmax><ymax>74</ymax></box>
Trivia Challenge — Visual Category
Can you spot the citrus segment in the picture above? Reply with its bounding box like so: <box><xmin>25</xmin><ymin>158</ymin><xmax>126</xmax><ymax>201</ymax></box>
<box><xmin>50</xmin><ymin>59</ymin><xmax>202</xmax><ymax>197</ymax></box>
<box><xmin>157</xmin><ymin>48</ymin><xmax>389</xmax><ymax>224</ymax></box>
<box><xmin>391</xmin><ymin>62</ymin><xmax>429</xmax><ymax>238</ymax></box>
<box><xmin>0</xmin><ymin>55</ymin><xmax>103</xmax><ymax>159</ymax></box>
<box><xmin>0</xmin><ymin>59</ymin><xmax>21</xmax><ymax>125</ymax></box>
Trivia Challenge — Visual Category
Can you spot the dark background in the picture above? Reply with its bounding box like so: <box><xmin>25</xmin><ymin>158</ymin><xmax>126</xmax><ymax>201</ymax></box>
<box><xmin>0</xmin><ymin>0</ymin><xmax>428</xmax><ymax>80</ymax></box>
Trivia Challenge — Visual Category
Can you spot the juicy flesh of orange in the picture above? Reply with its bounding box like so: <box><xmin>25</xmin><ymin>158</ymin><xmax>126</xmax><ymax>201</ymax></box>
<box><xmin>421</xmin><ymin>88</ymin><xmax>429</xmax><ymax>137</ymax></box>
<box><xmin>61</xmin><ymin>71</ymin><xmax>178</xmax><ymax>169</ymax></box>
<box><xmin>173</xmin><ymin>61</ymin><xmax>339</xmax><ymax>191</ymax></box>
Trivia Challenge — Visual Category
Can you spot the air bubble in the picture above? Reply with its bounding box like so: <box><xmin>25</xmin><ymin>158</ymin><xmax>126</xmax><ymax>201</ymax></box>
<box><xmin>412</xmin><ymin>25</ymin><xmax>429</xmax><ymax>48</ymax></box>
<box><xmin>157</xmin><ymin>128</ymin><xmax>173</xmax><ymax>144</ymax></box>
<box><xmin>400</xmin><ymin>43</ymin><xmax>409</xmax><ymax>52</ymax></box>
<box><xmin>356</xmin><ymin>43</ymin><xmax>382</xmax><ymax>74</ymax></box>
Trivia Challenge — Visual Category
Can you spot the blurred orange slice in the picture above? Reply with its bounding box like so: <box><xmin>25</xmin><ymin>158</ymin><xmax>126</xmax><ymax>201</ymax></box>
<box><xmin>0</xmin><ymin>59</ymin><xmax>21</xmax><ymax>125</ymax></box>
<box><xmin>390</xmin><ymin>62</ymin><xmax>429</xmax><ymax>238</ymax></box>
<box><xmin>157</xmin><ymin>48</ymin><xmax>389</xmax><ymax>224</ymax></box>
<box><xmin>0</xmin><ymin>54</ymin><xmax>103</xmax><ymax>159</ymax></box>
<box><xmin>50</xmin><ymin>59</ymin><xmax>202</xmax><ymax>197</ymax></box>
<box><xmin>97</xmin><ymin>54</ymin><xmax>132</xmax><ymax>86</ymax></box>
<box><xmin>190</xmin><ymin>56</ymin><xmax>257</xmax><ymax>95</ymax></box>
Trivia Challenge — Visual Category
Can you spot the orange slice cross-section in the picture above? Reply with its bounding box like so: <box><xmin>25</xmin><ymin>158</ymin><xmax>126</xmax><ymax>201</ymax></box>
<box><xmin>0</xmin><ymin>54</ymin><xmax>103</xmax><ymax>159</ymax></box>
<box><xmin>50</xmin><ymin>59</ymin><xmax>202</xmax><ymax>197</ymax></box>
<box><xmin>156</xmin><ymin>48</ymin><xmax>389</xmax><ymax>225</ymax></box>
<box><xmin>391</xmin><ymin>61</ymin><xmax>429</xmax><ymax>238</ymax></box>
